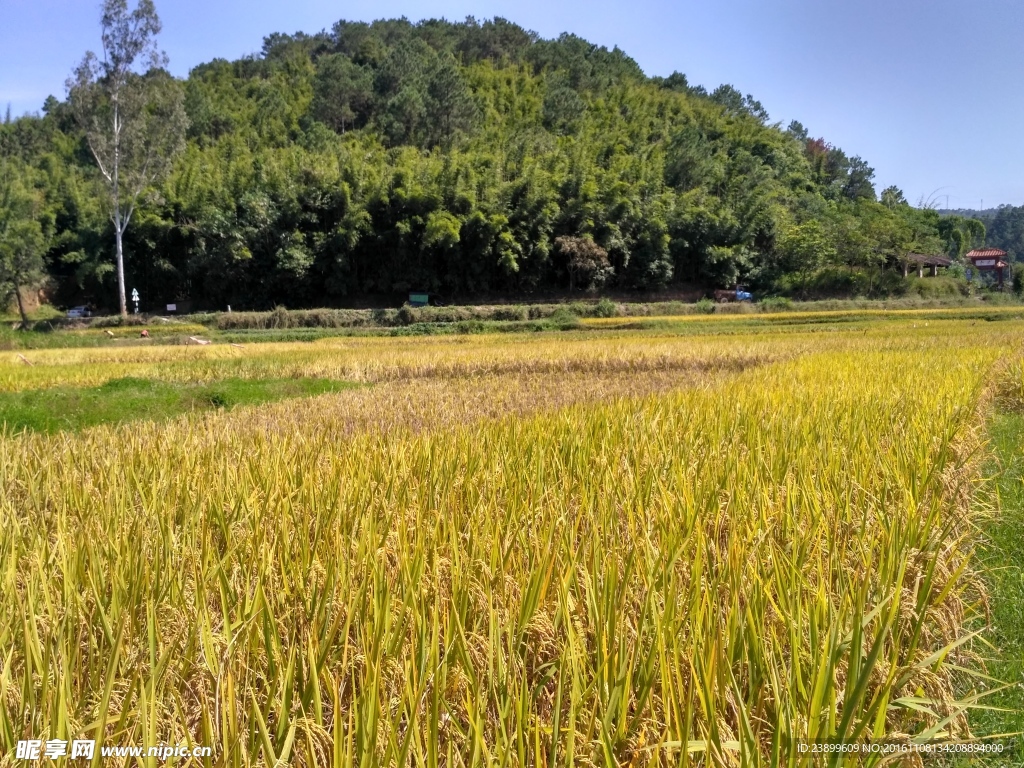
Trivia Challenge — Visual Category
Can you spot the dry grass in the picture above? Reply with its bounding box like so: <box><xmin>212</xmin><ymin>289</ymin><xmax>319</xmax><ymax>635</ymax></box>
<box><xmin>0</xmin><ymin>333</ymin><xmax>774</xmax><ymax>393</ymax></box>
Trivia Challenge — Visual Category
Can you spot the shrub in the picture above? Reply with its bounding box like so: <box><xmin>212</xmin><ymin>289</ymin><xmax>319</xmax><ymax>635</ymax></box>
<box><xmin>214</xmin><ymin>312</ymin><xmax>266</xmax><ymax>330</ymax></box>
<box><xmin>397</xmin><ymin>305</ymin><xmax>417</xmax><ymax>326</ymax></box>
<box><xmin>695</xmin><ymin>298</ymin><xmax>715</xmax><ymax>314</ymax></box>
<box><xmin>90</xmin><ymin>314</ymin><xmax>149</xmax><ymax>328</ymax></box>
<box><xmin>547</xmin><ymin>307</ymin><xmax>580</xmax><ymax>329</ymax></box>
<box><xmin>455</xmin><ymin>320</ymin><xmax>487</xmax><ymax>334</ymax></box>
<box><xmin>759</xmin><ymin>296</ymin><xmax>792</xmax><ymax>312</ymax></box>
<box><xmin>370</xmin><ymin>308</ymin><xmax>394</xmax><ymax>326</ymax></box>
<box><xmin>270</xmin><ymin>306</ymin><xmax>290</xmax><ymax>329</ymax></box>
<box><xmin>491</xmin><ymin>305</ymin><xmax>528</xmax><ymax>322</ymax></box>
<box><xmin>715</xmin><ymin>301</ymin><xmax>757</xmax><ymax>315</ymax></box>
<box><xmin>417</xmin><ymin>306</ymin><xmax>470</xmax><ymax>323</ymax></box>
<box><xmin>593</xmin><ymin>298</ymin><xmax>619</xmax><ymax>318</ymax></box>
<box><xmin>659</xmin><ymin>301</ymin><xmax>689</xmax><ymax>316</ymax></box>
<box><xmin>905</xmin><ymin>276</ymin><xmax>969</xmax><ymax>299</ymax></box>
<box><xmin>946</xmin><ymin>262</ymin><xmax>967</xmax><ymax>280</ymax></box>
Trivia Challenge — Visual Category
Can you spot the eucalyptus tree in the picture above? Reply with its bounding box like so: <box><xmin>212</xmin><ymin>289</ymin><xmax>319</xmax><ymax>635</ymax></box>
<box><xmin>67</xmin><ymin>0</ymin><xmax>187</xmax><ymax>316</ymax></box>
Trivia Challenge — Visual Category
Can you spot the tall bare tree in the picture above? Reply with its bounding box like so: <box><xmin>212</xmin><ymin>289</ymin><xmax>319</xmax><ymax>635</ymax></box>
<box><xmin>67</xmin><ymin>0</ymin><xmax>187</xmax><ymax>317</ymax></box>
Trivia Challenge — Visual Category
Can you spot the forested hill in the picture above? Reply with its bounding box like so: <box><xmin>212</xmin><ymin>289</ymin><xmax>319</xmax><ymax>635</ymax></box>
<box><xmin>1</xmin><ymin>17</ymin><xmax>987</xmax><ymax>311</ymax></box>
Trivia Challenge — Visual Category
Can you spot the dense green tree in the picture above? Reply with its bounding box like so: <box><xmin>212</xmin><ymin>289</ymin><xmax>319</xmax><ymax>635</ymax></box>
<box><xmin>880</xmin><ymin>185</ymin><xmax>907</xmax><ymax>209</ymax></box>
<box><xmin>938</xmin><ymin>215</ymin><xmax>986</xmax><ymax>259</ymax></box>
<box><xmin>2</xmin><ymin>15</ymin><xmax>977</xmax><ymax>310</ymax></box>
<box><xmin>776</xmin><ymin>219</ymin><xmax>835</xmax><ymax>277</ymax></box>
<box><xmin>982</xmin><ymin>205</ymin><xmax>1024</xmax><ymax>261</ymax></box>
<box><xmin>426</xmin><ymin>54</ymin><xmax>478</xmax><ymax>146</ymax></box>
<box><xmin>0</xmin><ymin>161</ymin><xmax>52</xmax><ymax>324</ymax></box>
<box><xmin>843</xmin><ymin>157</ymin><xmax>877</xmax><ymax>201</ymax></box>
<box><xmin>710</xmin><ymin>84</ymin><xmax>769</xmax><ymax>123</ymax></box>
<box><xmin>542</xmin><ymin>80</ymin><xmax>586</xmax><ymax>134</ymax></box>
<box><xmin>456</xmin><ymin>17</ymin><xmax>536</xmax><ymax>64</ymax></box>
<box><xmin>312</xmin><ymin>54</ymin><xmax>374</xmax><ymax>133</ymax></box>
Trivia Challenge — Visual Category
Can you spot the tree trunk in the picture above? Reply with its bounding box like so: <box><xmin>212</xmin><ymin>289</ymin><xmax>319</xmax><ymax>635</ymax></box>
<box><xmin>13</xmin><ymin>282</ymin><xmax>29</xmax><ymax>328</ymax></box>
<box><xmin>115</xmin><ymin>223</ymin><xmax>127</xmax><ymax>318</ymax></box>
<box><xmin>113</xmin><ymin>97</ymin><xmax>127</xmax><ymax>318</ymax></box>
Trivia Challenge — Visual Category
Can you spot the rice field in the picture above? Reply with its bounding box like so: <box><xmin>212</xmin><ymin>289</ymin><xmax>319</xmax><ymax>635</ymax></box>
<box><xmin>1</xmin><ymin>311</ymin><xmax>1022</xmax><ymax>766</ymax></box>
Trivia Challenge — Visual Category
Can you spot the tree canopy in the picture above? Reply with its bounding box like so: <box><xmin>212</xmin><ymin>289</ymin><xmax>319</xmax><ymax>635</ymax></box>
<box><xmin>0</xmin><ymin>15</ymin><xmax>985</xmax><ymax>311</ymax></box>
<box><xmin>979</xmin><ymin>205</ymin><xmax>1024</xmax><ymax>262</ymax></box>
<box><xmin>0</xmin><ymin>159</ymin><xmax>52</xmax><ymax>323</ymax></box>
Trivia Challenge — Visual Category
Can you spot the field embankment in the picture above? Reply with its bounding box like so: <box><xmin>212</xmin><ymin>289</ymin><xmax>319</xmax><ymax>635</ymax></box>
<box><xmin>5</xmin><ymin>297</ymin><xmax>1024</xmax><ymax>350</ymax></box>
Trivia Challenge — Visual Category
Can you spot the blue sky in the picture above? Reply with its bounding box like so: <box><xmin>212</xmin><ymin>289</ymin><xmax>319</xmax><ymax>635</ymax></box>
<box><xmin>3</xmin><ymin>0</ymin><xmax>1023</xmax><ymax>207</ymax></box>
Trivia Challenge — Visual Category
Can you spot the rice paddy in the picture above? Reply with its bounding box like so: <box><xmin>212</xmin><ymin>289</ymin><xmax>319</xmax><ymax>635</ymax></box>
<box><xmin>1</xmin><ymin>309</ymin><xmax>1022</xmax><ymax>766</ymax></box>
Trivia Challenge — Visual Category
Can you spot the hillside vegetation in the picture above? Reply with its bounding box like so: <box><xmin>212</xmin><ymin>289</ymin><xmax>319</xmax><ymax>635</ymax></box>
<box><xmin>1</xmin><ymin>17</ymin><xmax>988</xmax><ymax>311</ymax></box>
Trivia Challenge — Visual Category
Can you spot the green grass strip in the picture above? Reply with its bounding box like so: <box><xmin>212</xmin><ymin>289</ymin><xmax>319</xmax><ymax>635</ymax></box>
<box><xmin>0</xmin><ymin>376</ymin><xmax>357</xmax><ymax>434</ymax></box>
<box><xmin>965</xmin><ymin>413</ymin><xmax>1024</xmax><ymax>765</ymax></box>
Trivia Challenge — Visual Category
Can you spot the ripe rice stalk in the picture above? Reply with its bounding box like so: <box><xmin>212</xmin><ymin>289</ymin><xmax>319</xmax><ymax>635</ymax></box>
<box><xmin>0</xmin><ymin>323</ymin><xmax>1017</xmax><ymax>765</ymax></box>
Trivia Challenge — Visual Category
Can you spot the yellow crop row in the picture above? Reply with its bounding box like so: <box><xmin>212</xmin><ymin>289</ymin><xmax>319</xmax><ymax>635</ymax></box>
<box><xmin>0</xmin><ymin>320</ymin><xmax>1014</xmax><ymax>765</ymax></box>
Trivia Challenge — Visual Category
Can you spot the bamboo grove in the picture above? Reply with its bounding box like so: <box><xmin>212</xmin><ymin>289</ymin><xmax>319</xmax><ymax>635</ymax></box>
<box><xmin>0</xmin><ymin>17</ymin><xmax>989</xmax><ymax>313</ymax></box>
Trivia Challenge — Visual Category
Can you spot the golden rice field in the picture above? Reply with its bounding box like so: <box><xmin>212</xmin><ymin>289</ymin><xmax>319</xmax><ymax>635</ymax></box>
<box><xmin>1</xmin><ymin>312</ymin><xmax>1022</xmax><ymax>766</ymax></box>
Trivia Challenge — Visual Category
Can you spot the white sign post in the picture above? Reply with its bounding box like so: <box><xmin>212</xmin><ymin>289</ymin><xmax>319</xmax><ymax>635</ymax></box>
<box><xmin>131</xmin><ymin>288</ymin><xmax>140</xmax><ymax>314</ymax></box>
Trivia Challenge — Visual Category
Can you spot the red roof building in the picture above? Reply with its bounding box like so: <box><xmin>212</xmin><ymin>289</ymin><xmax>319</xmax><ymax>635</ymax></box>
<box><xmin>966</xmin><ymin>247</ymin><xmax>1009</xmax><ymax>265</ymax></box>
<box><xmin>966</xmin><ymin>248</ymin><xmax>1010</xmax><ymax>286</ymax></box>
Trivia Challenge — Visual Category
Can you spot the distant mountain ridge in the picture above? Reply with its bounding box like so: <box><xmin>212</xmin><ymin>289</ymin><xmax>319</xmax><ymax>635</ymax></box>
<box><xmin>938</xmin><ymin>209</ymin><xmax>1000</xmax><ymax>219</ymax></box>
